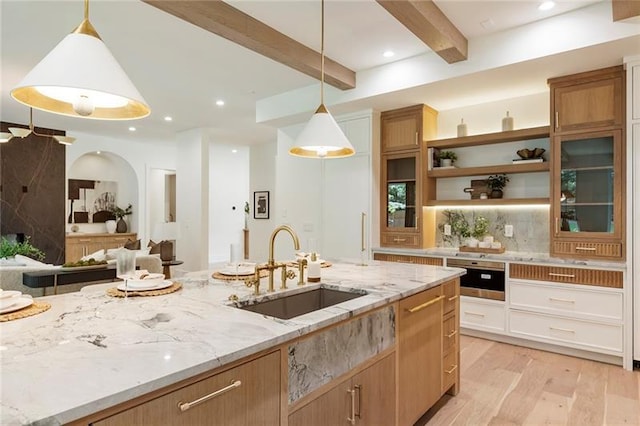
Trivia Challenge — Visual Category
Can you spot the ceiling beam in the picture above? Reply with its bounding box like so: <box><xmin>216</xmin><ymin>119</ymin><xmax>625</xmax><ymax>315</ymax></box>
<box><xmin>612</xmin><ymin>0</ymin><xmax>640</xmax><ymax>21</ymax></box>
<box><xmin>376</xmin><ymin>0</ymin><xmax>467</xmax><ymax>63</ymax></box>
<box><xmin>142</xmin><ymin>0</ymin><xmax>356</xmax><ymax>90</ymax></box>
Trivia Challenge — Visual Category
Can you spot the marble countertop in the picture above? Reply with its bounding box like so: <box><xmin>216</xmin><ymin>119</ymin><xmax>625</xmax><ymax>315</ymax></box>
<box><xmin>0</xmin><ymin>259</ymin><xmax>464</xmax><ymax>426</ymax></box>
<box><xmin>373</xmin><ymin>247</ymin><xmax>627</xmax><ymax>270</ymax></box>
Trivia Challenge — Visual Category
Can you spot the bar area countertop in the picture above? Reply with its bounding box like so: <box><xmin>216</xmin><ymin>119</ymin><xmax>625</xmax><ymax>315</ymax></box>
<box><xmin>0</xmin><ymin>259</ymin><xmax>464</xmax><ymax>425</ymax></box>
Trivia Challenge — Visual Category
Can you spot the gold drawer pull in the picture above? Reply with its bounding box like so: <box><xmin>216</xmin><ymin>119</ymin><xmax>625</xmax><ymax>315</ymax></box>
<box><xmin>549</xmin><ymin>326</ymin><xmax>575</xmax><ymax>334</ymax></box>
<box><xmin>78</xmin><ymin>239</ymin><xmax>91</xmax><ymax>242</ymax></box>
<box><xmin>445</xmin><ymin>365</ymin><xmax>458</xmax><ymax>374</ymax></box>
<box><xmin>178</xmin><ymin>380</ymin><xmax>241</xmax><ymax>412</ymax></box>
<box><xmin>464</xmin><ymin>311</ymin><xmax>485</xmax><ymax>317</ymax></box>
<box><xmin>406</xmin><ymin>295</ymin><xmax>444</xmax><ymax>313</ymax></box>
<box><xmin>446</xmin><ymin>330</ymin><xmax>457</xmax><ymax>338</ymax></box>
<box><xmin>548</xmin><ymin>272</ymin><xmax>576</xmax><ymax>279</ymax></box>
<box><xmin>549</xmin><ymin>297</ymin><xmax>575</xmax><ymax>304</ymax></box>
<box><xmin>448</xmin><ymin>295</ymin><xmax>458</xmax><ymax>302</ymax></box>
<box><xmin>575</xmin><ymin>246</ymin><xmax>597</xmax><ymax>251</ymax></box>
<box><xmin>393</xmin><ymin>237</ymin><xmax>407</xmax><ymax>242</ymax></box>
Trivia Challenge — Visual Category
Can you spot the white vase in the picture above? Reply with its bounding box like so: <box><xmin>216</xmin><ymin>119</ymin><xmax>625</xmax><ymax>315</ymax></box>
<box><xmin>441</xmin><ymin>159</ymin><xmax>452</xmax><ymax>167</ymax></box>
<box><xmin>105</xmin><ymin>220</ymin><xmax>117</xmax><ymax>234</ymax></box>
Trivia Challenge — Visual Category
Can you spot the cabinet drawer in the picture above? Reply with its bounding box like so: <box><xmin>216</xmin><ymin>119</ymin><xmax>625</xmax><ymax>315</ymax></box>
<box><xmin>551</xmin><ymin>241</ymin><xmax>623</xmax><ymax>260</ymax></box>
<box><xmin>442</xmin><ymin>350</ymin><xmax>458</xmax><ymax>393</ymax></box>
<box><xmin>373</xmin><ymin>253</ymin><xmax>443</xmax><ymax>266</ymax></box>
<box><xmin>442</xmin><ymin>279</ymin><xmax>459</xmax><ymax>314</ymax></box>
<box><xmin>509</xmin><ymin>310</ymin><xmax>623</xmax><ymax>353</ymax></box>
<box><xmin>460</xmin><ymin>298</ymin><xmax>505</xmax><ymax>332</ymax></box>
<box><xmin>510</xmin><ymin>280</ymin><xmax>623</xmax><ymax>321</ymax></box>
<box><xmin>510</xmin><ymin>263</ymin><xmax>622</xmax><ymax>288</ymax></box>
<box><xmin>381</xmin><ymin>233</ymin><xmax>421</xmax><ymax>248</ymax></box>
<box><xmin>443</xmin><ymin>312</ymin><xmax>457</xmax><ymax>355</ymax></box>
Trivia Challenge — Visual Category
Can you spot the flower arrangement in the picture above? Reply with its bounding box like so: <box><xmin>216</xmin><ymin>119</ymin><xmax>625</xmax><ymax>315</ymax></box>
<box><xmin>110</xmin><ymin>204</ymin><xmax>132</xmax><ymax>219</ymax></box>
<box><xmin>0</xmin><ymin>236</ymin><xmax>45</xmax><ymax>261</ymax></box>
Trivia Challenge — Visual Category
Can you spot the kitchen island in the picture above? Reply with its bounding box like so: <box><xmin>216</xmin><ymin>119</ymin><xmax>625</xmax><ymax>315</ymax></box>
<box><xmin>0</xmin><ymin>260</ymin><xmax>464</xmax><ymax>425</ymax></box>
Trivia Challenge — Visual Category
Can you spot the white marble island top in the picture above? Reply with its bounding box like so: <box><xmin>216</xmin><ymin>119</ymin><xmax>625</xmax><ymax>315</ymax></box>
<box><xmin>0</xmin><ymin>260</ymin><xmax>464</xmax><ymax>425</ymax></box>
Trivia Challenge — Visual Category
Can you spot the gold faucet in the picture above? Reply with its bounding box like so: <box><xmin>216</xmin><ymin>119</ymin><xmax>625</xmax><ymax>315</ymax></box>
<box><xmin>245</xmin><ymin>225</ymin><xmax>300</xmax><ymax>295</ymax></box>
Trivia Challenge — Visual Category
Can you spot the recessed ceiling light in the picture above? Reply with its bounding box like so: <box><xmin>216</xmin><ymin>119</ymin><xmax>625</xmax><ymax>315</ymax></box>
<box><xmin>128</xmin><ymin>126</ymin><xmax>136</xmax><ymax>132</ymax></box>
<box><xmin>164</xmin><ymin>116</ymin><xmax>172</xmax><ymax>122</ymax></box>
<box><xmin>539</xmin><ymin>1</ymin><xmax>555</xmax><ymax>11</ymax></box>
<box><xmin>231</xmin><ymin>149</ymin><xmax>238</xmax><ymax>153</ymax></box>
<box><xmin>383</xmin><ymin>50</ymin><xmax>394</xmax><ymax>58</ymax></box>
<box><xmin>216</xmin><ymin>100</ymin><xmax>225</xmax><ymax>107</ymax></box>
<box><xmin>96</xmin><ymin>151</ymin><xmax>101</xmax><ymax>154</ymax></box>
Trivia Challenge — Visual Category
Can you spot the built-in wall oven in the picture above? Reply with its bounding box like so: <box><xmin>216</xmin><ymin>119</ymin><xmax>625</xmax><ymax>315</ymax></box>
<box><xmin>447</xmin><ymin>258</ymin><xmax>505</xmax><ymax>301</ymax></box>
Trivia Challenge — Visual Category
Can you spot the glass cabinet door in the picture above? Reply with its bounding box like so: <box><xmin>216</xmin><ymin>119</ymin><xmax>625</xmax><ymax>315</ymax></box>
<box><xmin>385</xmin><ymin>154</ymin><xmax>418</xmax><ymax>230</ymax></box>
<box><xmin>555</xmin><ymin>130</ymin><xmax>621</xmax><ymax>236</ymax></box>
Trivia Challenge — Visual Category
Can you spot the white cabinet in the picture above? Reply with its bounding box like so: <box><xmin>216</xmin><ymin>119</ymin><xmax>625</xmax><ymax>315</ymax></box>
<box><xmin>460</xmin><ymin>296</ymin><xmax>506</xmax><ymax>333</ymax></box>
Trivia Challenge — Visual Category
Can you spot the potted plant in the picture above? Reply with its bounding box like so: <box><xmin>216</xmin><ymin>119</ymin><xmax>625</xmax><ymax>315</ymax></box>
<box><xmin>0</xmin><ymin>236</ymin><xmax>45</xmax><ymax>261</ymax></box>
<box><xmin>487</xmin><ymin>174</ymin><xmax>509</xmax><ymax>198</ymax></box>
<box><xmin>438</xmin><ymin>150</ymin><xmax>457</xmax><ymax>167</ymax></box>
<box><xmin>471</xmin><ymin>216</ymin><xmax>489</xmax><ymax>239</ymax></box>
<box><xmin>110</xmin><ymin>204</ymin><xmax>132</xmax><ymax>233</ymax></box>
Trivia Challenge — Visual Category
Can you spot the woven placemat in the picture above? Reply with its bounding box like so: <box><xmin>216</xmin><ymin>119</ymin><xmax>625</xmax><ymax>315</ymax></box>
<box><xmin>212</xmin><ymin>269</ymin><xmax>269</xmax><ymax>281</ymax></box>
<box><xmin>106</xmin><ymin>282</ymin><xmax>182</xmax><ymax>298</ymax></box>
<box><xmin>0</xmin><ymin>301</ymin><xmax>51</xmax><ymax>322</ymax></box>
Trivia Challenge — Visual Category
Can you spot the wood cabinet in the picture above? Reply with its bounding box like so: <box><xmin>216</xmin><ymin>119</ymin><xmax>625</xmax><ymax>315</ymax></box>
<box><xmin>380</xmin><ymin>104</ymin><xmax>437</xmax><ymax>249</ymax></box>
<box><xmin>65</xmin><ymin>233</ymin><xmax>137</xmax><ymax>262</ymax></box>
<box><xmin>441</xmin><ymin>279</ymin><xmax>460</xmax><ymax>395</ymax></box>
<box><xmin>373</xmin><ymin>252</ymin><xmax>443</xmax><ymax>266</ymax></box>
<box><xmin>549</xmin><ymin>66</ymin><xmax>626</xmax><ymax>260</ymax></box>
<box><xmin>397</xmin><ymin>285</ymin><xmax>444</xmax><ymax>426</ymax></box>
<box><xmin>94</xmin><ymin>351</ymin><xmax>280</xmax><ymax>426</ymax></box>
<box><xmin>288</xmin><ymin>353</ymin><xmax>395</xmax><ymax>426</ymax></box>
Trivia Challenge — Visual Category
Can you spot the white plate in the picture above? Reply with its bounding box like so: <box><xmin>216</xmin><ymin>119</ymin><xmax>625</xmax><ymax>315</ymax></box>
<box><xmin>218</xmin><ymin>263</ymin><xmax>256</xmax><ymax>276</ymax></box>
<box><xmin>127</xmin><ymin>273</ymin><xmax>166</xmax><ymax>288</ymax></box>
<box><xmin>0</xmin><ymin>296</ymin><xmax>33</xmax><ymax>314</ymax></box>
<box><xmin>117</xmin><ymin>280</ymin><xmax>173</xmax><ymax>292</ymax></box>
<box><xmin>0</xmin><ymin>291</ymin><xmax>23</xmax><ymax>309</ymax></box>
<box><xmin>0</xmin><ymin>290</ymin><xmax>21</xmax><ymax>300</ymax></box>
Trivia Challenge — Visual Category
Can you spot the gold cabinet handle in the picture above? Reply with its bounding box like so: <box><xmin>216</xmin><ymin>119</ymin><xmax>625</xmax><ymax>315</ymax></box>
<box><xmin>549</xmin><ymin>297</ymin><xmax>575</xmax><ymax>304</ymax></box>
<box><xmin>347</xmin><ymin>388</ymin><xmax>357</xmax><ymax>425</ymax></box>
<box><xmin>548</xmin><ymin>272</ymin><xmax>576</xmax><ymax>279</ymax></box>
<box><xmin>78</xmin><ymin>239</ymin><xmax>91</xmax><ymax>242</ymax></box>
<box><xmin>393</xmin><ymin>237</ymin><xmax>407</xmax><ymax>242</ymax></box>
<box><xmin>555</xmin><ymin>111</ymin><xmax>559</xmax><ymax>129</ymax></box>
<box><xmin>448</xmin><ymin>295</ymin><xmax>458</xmax><ymax>302</ymax></box>
<box><xmin>554</xmin><ymin>217</ymin><xmax>559</xmax><ymax>234</ymax></box>
<box><xmin>549</xmin><ymin>326</ymin><xmax>575</xmax><ymax>334</ymax></box>
<box><xmin>354</xmin><ymin>385</ymin><xmax>361</xmax><ymax>420</ymax></box>
<box><xmin>445</xmin><ymin>364</ymin><xmax>458</xmax><ymax>374</ymax></box>
<box><xmin>406</xmin><ymin>295</ymin><xmax>444</xmax><ymax>313</ymax></box>
<box><xmin>361</xmin><ymin>212</ymin><xmax>366</xmax><ymax>252</ymax></box>
<box><xmin>575</xmin><ymin>246</ymin><xmax>597</xmax><ymax>251</ymax></box>
<box><xmin>415</xmin><ymin>131</ymin><xmax>418</xmax><ymax>145</ymax></box>
<box><xmin>446</xmin><ymin>330</ymin><xmax>457</xmax><ymax>338</ymax></box>
<box><xmin>177</xmin><ymin>380</ymin><xmax>241</xmax><ymax>412</ymax></box>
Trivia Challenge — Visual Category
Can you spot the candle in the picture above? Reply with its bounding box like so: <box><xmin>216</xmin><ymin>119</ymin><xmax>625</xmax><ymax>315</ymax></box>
<box><xmin>502</xmin><ymin>111</ymin><xmax>514</xmax><ymax>131</ymax></box>
<box><xmin>457</xmin><ymin>118</ymin><xmax>468</xmax><ymax>137</ymax></box>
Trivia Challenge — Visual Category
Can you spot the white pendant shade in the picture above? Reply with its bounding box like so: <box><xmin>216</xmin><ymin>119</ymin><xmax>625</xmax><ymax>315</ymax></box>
<box><xmin>11</xmin><ymin>32</ymin><xmax>149</xmax><ymax>120</ymax></box>
<box><xmin>290</xmin><ymin>105</ymin><xmax>355</xmax><ymax>158</ymax></box>
<box><xmin>0</xmin><ymin>132</ymin><xmax>12</xmax><ymax>143</ymax></box>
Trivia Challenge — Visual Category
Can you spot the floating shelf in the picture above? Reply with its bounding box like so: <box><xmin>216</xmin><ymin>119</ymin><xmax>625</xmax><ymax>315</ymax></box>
<box><xmin>426</xmin><ymin>198</ymin><xmax>550</xmax><ymax>207</ymax></box>
<box><xmin>426</xmin><ymin>125</ymin><xmax>550</xmax><ymax>149</ymax></box>
<box><xmin>428</xmin><ymin>162</ymin><xmax>549</xmax><ymax>178</ymax></box>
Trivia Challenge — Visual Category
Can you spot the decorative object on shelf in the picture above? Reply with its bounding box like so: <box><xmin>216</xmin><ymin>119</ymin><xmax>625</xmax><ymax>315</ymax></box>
<box><xmin>479</xmin><ymin>192</ymin><xmax>488</xmax><ymax>200</ymax></box>
<box><xmin>105</xmin><ymin>220</ymin><xmax>116</xmax><ymax>234</ymax></box>
<box><xmin>253</xmin><ymin>191</ymin><xmax>270</xmax><ymax>219</ymax></box>
<box><xmin>10</xmin><ymin>0</ymin><xmax>149</xmax><ymax>120</ymax></box>
<box><xmin>244</xmin><ymin>201</ymin><xmax>250</xmax><ymax>229</ymax></box>
<box><xmin>438</xmin><ymin>150</ymin><xmax>457</xmax><ymax>167</ymax></box>
<box><xmin>71</xmin><ymin>224</ymin><xmax>80</xmax><ymax>233</ymax></box>
<box><xmin>464</xmin><ymin>179</ymin><xmax>490</xmax><ymax>199</ymax></box>
<box><xmin>502</xmin><ymin>111</ymin><xmax>514</xmax><ymax>131</ymax></box>
<box><xmin>487</xmin><ymin>174</ymin><xmax>509</xmax><ymax>198</ymax></box>
<box><xmin>516</xmin><ymin>147</ymin><xmax>545</xmax><ymax>159</ymax></box>
<box><xmin>289</xmin><ymin>0</ymin><xmax>354</xmax><ymax>159</ymax></box>
<box><xmin>110</xmin><ymin>204</ymin><xmax>132</xmax><ymax>233</ymax></box>
<box><xmin>457</xmin><ymin>118</ymin><xmax>467</xmax><ymax>137</ymax></box>
<box><xmin>0</xmin><ymin>236</ymin><xmax>45</xmax><ymax>261</ymax></box>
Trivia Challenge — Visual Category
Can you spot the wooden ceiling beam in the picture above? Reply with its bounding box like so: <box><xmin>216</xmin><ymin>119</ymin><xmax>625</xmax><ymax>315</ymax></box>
<box><xmin>142</xmin><ymin>0</ymin><xmax>356</xmax><ymax>90</ymax></box>
<box><xmin>612</xmin><ymin>0</ymin><xmax>640</xmax><ymax>21</ymax></box>
<box><xmin>376</xmin><ymin>0</ymin><xmax>468</xmax><ymax>63</ymax></box>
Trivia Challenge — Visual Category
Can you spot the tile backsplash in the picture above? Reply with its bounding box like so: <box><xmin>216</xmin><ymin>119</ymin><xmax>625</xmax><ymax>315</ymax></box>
<box><xmin>435</xmin><ymin>207</ymin><xmax>550</xmax><ymax>253</ymax></box>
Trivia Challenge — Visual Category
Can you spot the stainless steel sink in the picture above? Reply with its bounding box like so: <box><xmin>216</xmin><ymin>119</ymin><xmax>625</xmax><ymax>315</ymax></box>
<box><xmin>236</xmin><ymin>287</ymin><xmax>366</xmax><ymax>320</ymax></box>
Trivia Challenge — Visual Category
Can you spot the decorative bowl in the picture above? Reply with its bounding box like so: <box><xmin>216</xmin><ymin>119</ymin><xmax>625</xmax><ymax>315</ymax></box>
<box><xmin>516</xmin><ymin>148</ymin><xmax>534</xmax><ymax>159</ymax></box>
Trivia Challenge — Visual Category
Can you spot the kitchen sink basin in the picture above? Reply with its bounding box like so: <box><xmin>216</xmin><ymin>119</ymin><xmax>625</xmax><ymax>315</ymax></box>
<box><xmin>236</xmin><ymin>287</ymin><xmax>366</xmax><ymax>320</ymax></box>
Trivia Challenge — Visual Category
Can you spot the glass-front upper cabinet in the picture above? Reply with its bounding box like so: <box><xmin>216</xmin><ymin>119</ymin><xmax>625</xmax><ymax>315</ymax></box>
<box><xmin>552</xmin><ymin>129</ymin><xmax>623</xmax><ymax>245</ymax></box>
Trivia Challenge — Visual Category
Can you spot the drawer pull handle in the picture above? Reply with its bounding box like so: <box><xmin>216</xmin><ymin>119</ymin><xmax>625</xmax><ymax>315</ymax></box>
<box><xmin>555</xmin><ymin>111</ymin><xmax>559</xmax><ymax>129</ymax></box>
<box><xmin>79</xmin><ymin>239</ymin><xmax>91</xmax><ymax>242</ymax></box>
<box><xmin>575</xmin><ymin>247</ymin><xmax>597</xmax><ymax>251</ymax></box>
<box><xmin>406</xmin><ymin>295</ymin><xmax>444</xmax><ymax>313</ymax></box>
<box><xmin>178</xmin><ymin>380</ymin><xmax>241</xmax><ymax>412</ymax></box>
<box><xmin>445</xmin><ymin>364</ymin><xmax>458</xmax><ymax>374</ymax></box>
<box><xmin>347</xmin><ymin>386</ymin><xmax>360</xmax><ymax>425</ymax></box>
<box><xmin>448</xmin><ymin>295</ymin><xmax>458</xmax><ymax>302</ymax></box>
<box><xmin>548</xmin><ymin>273</ymin><xmax>576</xmax><ymax>279</ymax></box>
<box><xmin>464</xmin><ymin>311</ymin><xmax>485</xmax><ymax>317</ymax></box>
<box><xmin>393</xmin><ymin>237</ymin><xmax>407</xmax><ymax>242</ymax></box>
<box><xmin>549</xmin><ymin>326</ymin><xmax>575</xmax><ymax>334</ymax></box>
<box><xmin>446</xmin><ymin>330</ymin><xmax>457</xmax><ymax>338</ymax></box>
<box><xmin>549</xmin><ymin>297</ymin><xmax>575</xmax><ymax>304</ymax></box>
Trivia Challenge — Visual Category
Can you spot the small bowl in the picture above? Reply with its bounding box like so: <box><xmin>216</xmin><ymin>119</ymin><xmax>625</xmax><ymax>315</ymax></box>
<box><xmin>517</xmin><ymin>148</ymin><xmax>534</xmax><ymax>159</ymax></box>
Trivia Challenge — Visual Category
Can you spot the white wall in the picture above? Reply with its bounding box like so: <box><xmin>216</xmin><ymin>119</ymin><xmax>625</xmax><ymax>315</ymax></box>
<box><xmin>209</xmin><ymin>143</ymin><xmax>250</xmax><ymax>263</ymax></box>
<box><xmin>249</xmin><ymin>142</ymin><xmax>277</xmax><ymax>262</ymax></box>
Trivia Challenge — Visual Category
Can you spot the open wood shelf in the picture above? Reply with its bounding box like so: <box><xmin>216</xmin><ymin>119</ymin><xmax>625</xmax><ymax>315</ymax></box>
<box><xmin>428</xmin><ymin>162</ymin><xmax>549</xmax><ymax>178</ymax></box>
<box><xmin>425</xmin><ymin>198</ymin><xmax>550</xmax><ymax>206</ymax></box>
<box><xmin>425</xmin><ymin>125</ymin><xmax>550</xmax><ymax>149</ymax></box>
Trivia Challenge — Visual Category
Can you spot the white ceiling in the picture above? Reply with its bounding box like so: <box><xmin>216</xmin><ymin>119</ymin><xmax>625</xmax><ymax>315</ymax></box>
<box><xmin>1</xmin><ymin>0</ymin><xmax>637</xmax><ymax>146</ymax></box>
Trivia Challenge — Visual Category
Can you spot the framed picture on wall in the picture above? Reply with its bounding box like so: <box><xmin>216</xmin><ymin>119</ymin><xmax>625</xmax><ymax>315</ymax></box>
<box><xmin>254</xmin><ymin>191</ymin><xmax>270</xmax><ymax>219</ymax></box>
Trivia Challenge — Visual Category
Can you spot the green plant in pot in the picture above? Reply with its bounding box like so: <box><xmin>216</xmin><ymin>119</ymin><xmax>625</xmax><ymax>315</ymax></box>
<box><xmin>487</xmin><ymin>174</ymin><xmax>509</xmax><ymax>198</ymax></box>
<box><xmin>438</xmin><ymin>150</ymin><xmax>457</xmax><ymax>167</ymax></box>
<box><xmin>0</xmin><ymin>236</ymin><xmax>45</xmax><ymax>261</ymax></box>
<box><xmin>110</xmin><ymin>204</ymin><xmax>132</xmax><ymax>233</ymax></box>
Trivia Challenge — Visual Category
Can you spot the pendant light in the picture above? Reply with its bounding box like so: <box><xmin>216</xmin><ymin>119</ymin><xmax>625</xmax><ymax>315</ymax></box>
<box><xmin>289</xmin><ymin>0</ymin><xmax>355</xmax><ymax>159</ymax></box>
<box><xmin>10</xmin><ymin>0</ymin><xmax>149</xmax><ymax>120</ymax></box>
<box><xmin>6</xmin><ymin>108</ymin><xmax>76</xmax><ymax>145</ymax></box>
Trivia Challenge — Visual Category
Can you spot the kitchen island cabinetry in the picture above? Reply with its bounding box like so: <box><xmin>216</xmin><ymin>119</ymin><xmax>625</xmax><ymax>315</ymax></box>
<box><xmin>93</xmin><ymin>351</ymin><xmax>281</xmax><ymax>426</ymax></box>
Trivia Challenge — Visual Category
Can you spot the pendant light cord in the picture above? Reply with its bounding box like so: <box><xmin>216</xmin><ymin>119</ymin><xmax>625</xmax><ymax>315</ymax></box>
<box><xmin>320</xmin><ymin>0</ymin><xmax>325</xmax><ymax>106</ymax></box>
<box><xmin>84</xmin><ymin>0</ymin><xmax>89</xmax><ymax>20</ymax></box>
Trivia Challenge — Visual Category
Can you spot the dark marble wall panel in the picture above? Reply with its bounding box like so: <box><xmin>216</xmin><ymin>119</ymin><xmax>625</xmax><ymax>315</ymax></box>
<box><xmin>1</xmin><ymin>122</ymin><xmax>66</xmax><ymax>264</ymax></box>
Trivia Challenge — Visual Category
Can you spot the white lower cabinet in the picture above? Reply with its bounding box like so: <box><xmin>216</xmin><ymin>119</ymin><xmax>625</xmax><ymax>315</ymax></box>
<box><xmin>460</xmin><ymin>297</ymin><xmax>506</xmax><ymax>333</ymax></box>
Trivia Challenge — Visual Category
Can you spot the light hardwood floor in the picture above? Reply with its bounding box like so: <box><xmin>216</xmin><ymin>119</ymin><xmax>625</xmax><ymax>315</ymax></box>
<box><xmin>419</xmin><ymin>335</ymin><xmax>640</xmax><ymax>426</ymax></box>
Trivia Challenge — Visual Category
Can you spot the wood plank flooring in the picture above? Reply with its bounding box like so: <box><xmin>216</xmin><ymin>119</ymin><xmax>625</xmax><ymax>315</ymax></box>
<box><xmin>419</xmin><ymin>336</ymin><xmax>640</xmax><ymax>426</ymax></box>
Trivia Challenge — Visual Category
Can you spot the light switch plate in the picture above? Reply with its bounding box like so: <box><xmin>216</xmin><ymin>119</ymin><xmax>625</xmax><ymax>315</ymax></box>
<box><xmin>504</xmin><ymin>224</ymin><xmax>514</xmax><ymax>237</ymax></box>
<box><xmin>444</xmin><ymin>224</ymin><xmax>452</xmax><ymax>236</ymax></box>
